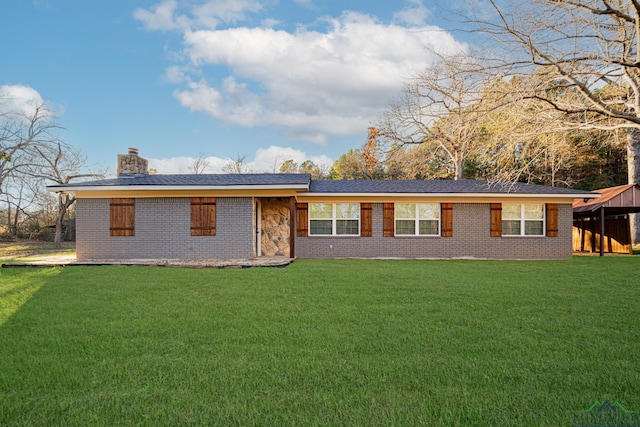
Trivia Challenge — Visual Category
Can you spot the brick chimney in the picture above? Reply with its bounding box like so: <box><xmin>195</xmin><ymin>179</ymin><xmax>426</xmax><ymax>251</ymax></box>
<box><xmin>117</xmin><ymin>147</ymin><xmax>148</xmax><ymax>177</ymax></box>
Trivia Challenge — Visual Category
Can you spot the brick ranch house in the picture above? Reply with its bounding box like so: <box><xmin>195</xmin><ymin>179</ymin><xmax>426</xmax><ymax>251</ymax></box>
<box><xmin>47</xmin><ymin>149</ymin><xmax>598</xmax><ymax>260</ymax></box>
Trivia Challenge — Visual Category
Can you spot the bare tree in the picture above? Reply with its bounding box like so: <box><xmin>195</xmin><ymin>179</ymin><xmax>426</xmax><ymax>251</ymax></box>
<box><xmin>0</xmin><ymin>103</ymin><xmax>59</xmax><ymax>190</ymax></box>
<box><xmin>222</xmin><ymin>154</ymin><xmax>253</xmax><ymax>174</ymax></box>
<box><xmin>189</xmin><ymin>153</ymin><xmax>210</xmax><ymax>174</ymax></box>
<box><xmin>1</xmin><ymin>173</ymin><xmax>43</xmax><ymax>237</ymax></box>
<box><xmin>377</xmin><ymin>53</ymin><xmax>492</xmax><ymax>180</ymax></box>
<box><xmin>467</xmin><ymin>0</ymin><xmax>640</xmax><ymax>239</ymax></box>
<box><xmin>27</xmin><ymin>143</ymin><xmax>104</xmax><ymax>247</ymax></box>
<box><xmin>385</xmin><ymin>142</ymin><xmax>458</xmax><ymax>180</ymax></box>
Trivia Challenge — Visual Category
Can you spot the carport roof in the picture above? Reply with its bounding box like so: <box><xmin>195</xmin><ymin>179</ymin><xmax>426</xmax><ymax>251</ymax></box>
<box><xmin>573</xmin><ymin>184</ymin><xmax>640</xmax><ymax>216</ymax></box>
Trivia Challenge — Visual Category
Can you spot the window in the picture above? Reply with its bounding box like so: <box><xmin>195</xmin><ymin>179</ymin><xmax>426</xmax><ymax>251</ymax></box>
<box><xmin>309</xmin><ymin>203</ymin><xmax>359</xmax><ymax>236</ymax></box>
<box><xmin>395</xmin><ymin>203</ymin><xmax>440</xmax><ymax>236</ymax></box>
<box><xmin>502</xmin><ymin>204</ymin><xmax>544</xmax><ymax>236</ymax></box>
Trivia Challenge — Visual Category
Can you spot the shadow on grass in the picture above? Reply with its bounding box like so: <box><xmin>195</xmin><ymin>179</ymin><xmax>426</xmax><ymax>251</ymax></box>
<box><xmin>0</xmin><ymin>267</ymin><xmax>61</xmax><ymax>326</ymax></box>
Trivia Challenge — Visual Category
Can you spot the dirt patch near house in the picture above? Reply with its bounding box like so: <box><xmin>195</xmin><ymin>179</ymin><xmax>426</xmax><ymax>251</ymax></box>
<box><xmin>1</xmin><ymin>239</ymin><xmax>294</xmax><ymax>268</ymax></box>
<box><xmin>0</xmin><ymin>239</ymin><xmax>76</xmax><ymax>260</ymax></box>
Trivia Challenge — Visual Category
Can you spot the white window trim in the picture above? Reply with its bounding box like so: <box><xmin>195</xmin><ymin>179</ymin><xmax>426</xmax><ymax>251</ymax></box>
<box><xmin>309</xmin><ymin>203</ymin><xmax>360</xmax><ymax>236</ymax></box>
<box><xmin>502</xmin><ymin>203</ymin><xmax>546</xmax><ymax>237</ymax></box>
<box><xmin>395</xmin><ymin>203</ymin><xmax>441</xmax><ymax>236</ymax></box>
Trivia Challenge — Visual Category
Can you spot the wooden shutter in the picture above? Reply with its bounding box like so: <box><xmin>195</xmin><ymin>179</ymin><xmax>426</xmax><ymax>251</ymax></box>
<box><xmin>546</xmin><ymin>203</ymin><xmax>559</xmax><ymax>237</ymax></box>
<box><xmin>441</xmin><ymin>203</ymin><xmax>453</xmax><ymax>237</ymax></box>
<box><xmin>360</xmin><ymin>203</ymin><xmax>372</xmax><ymax>237</ymax></box>
<box><xmin>190</xmin><ymin>197</ymin><xmax>216</xmax><ymax>236</ymax></box>
<box><xmin>296</xmin><ymin>203</ymin><xmax>308</xmax><ymax>237</ymax></box>
<box><xmin>110</xmin><ymin>198</ymin><xmax>135</xmax><ymax>236</ymax></box>
<box><xmin>383</xmin><ymin>203</ymin><xmax>395</xmax><ymax>237</ymax></box>
<box><xmin>490</xmin><ymin>203</ymin><xmax>502</xmax><ymax>237</ymax></box>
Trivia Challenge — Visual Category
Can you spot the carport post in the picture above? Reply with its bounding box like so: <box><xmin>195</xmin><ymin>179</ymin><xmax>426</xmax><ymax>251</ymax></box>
<box><xmin>600</xmin><ymin>206</ymin><xmax>605</xmax><ymax>257</ymax></box>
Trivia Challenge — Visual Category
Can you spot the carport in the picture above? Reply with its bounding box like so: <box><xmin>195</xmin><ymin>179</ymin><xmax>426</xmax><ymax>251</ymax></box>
<box><xmin>573</xmin><ymin>184</ymin><xmax>640</xmax><ymax>256</ymax></box>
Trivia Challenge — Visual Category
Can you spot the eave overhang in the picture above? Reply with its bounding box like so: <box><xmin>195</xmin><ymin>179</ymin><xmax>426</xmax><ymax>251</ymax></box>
<box><xmin>296</xmin><ymin>192</ymin><xmax>600</xmax><ymax>199</ymax></box>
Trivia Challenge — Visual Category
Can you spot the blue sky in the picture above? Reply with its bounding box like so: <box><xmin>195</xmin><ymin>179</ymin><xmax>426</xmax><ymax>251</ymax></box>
<box><xmin>0</xmin><ymin>0</ymin><xmax>477</xmax><ymax>176</ymax></box>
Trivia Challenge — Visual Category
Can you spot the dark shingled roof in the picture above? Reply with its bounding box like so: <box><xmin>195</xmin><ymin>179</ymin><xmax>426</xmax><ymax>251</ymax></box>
<box><xmin>308</xmin><ymin>179</ymin><xmax>594</xmax><ymax>195</ymax></box>
<box><xmin>49</xmin><ymin>173</ymin><xmax>312</xmax><ymax>188</ymax></box>
<box><xmin>48</xmin><ymin>174</ymin><xmax>595</xmax><ymax>197</ymax></box>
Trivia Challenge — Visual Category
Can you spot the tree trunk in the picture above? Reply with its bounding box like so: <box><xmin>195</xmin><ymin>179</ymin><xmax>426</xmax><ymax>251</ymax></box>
<box><xmin>627</xmin><ymin>129</ymin><xmax>640</xmax><ymax>244</ymax></box>
<box><xmin>454</xmin><ymin>156</ymin><xmax>464</xmax><ymax>180</ymax></box>
<box><xmin>6</xmin><ymin>203</ymin><xmax>12</xmax><ymax>236</ymax></box>
<box><xmin>11</xmin><ymin>206</ymin><xmax>19</xmax><ymax>237</ymax></box>
<box><xmin>54</xmin><ymin>194</ymin><xmax>65</xmax><ymax>248</ymax></box>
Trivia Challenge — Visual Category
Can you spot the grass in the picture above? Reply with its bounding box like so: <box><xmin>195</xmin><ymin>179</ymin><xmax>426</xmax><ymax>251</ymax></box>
<box><xmin>0</xmin><ymin>257</ymin><xmax>639</xmax><ymax>426</ymax></box>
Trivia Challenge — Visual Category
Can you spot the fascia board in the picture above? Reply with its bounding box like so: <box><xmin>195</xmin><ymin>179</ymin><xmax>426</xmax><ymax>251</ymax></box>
<box><xmin>47</xmin><ymin>184</ymin><xmax>310</xmax><ymax>192</ymax></box>
<box><xmin>296</xmin><ymin>192</ymin><xmax>601</xmax><ymax>199</ymax></box>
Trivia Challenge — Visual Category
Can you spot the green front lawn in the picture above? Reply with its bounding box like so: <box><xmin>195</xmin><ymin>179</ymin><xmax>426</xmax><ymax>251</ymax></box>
<box><xmin>1</xmin><ymin>258</ymin><xmax>638</xmax><ymax>426</ymax></box>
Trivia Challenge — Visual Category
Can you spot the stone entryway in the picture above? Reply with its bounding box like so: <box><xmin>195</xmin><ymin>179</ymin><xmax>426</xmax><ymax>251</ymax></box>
<box><xmin>257</xmin><ymin>198</ymin><xmax>291</xmax><ymax>257</ymax></box>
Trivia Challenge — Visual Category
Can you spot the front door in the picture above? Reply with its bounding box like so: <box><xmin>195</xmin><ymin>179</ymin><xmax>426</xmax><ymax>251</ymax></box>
<box><xmin>257</xmin><ymin>198</ymin><xmax>290</xmax><ymax>257</ymax></box>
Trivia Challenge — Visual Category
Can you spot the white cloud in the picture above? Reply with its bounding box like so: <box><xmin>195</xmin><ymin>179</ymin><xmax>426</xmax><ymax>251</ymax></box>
<box><xmin>134</xmin><ymin>0</ymin><xmax>262</xmax><ymax>31</ymax></box>
<box><xmin>393</xmin><ymin>0</ymin><xmax>431</xmax><ymax>26</ymax></box>
<box><xmin>0</xmin><ymin>84</ymin><xmax>49</xmax><ymax>122</ymax></box>
<box><xmin>163</xmin><ymin>65</ymin><xmax>191</xmax><ymax>84</ymax></box>
<box><xmin>135</xmin><ymin>1</ymin><xmax>467</xmax><ymax>145</ymax></box>
<box><xmin>148</xmin><ymin>155</ymin><xmax>227</xmax><ymax>173</ymax></box>
<box><xmin>172</xmin><ymin>11</ymin><xmax>465</xmax><ymax>142</ymax></box>
<box><xmin>191</xmin><ymin>0</ymin><xmax>263</xmax><ymax>28</ymax></box>
<box><xmin>260</xmin><ymin>18</ymin><xmax>280</xmax><ymax>28</ymax></box>
<box><xmin>133</xmin><ymin>0</ymin><xmax>183</xmax><ymax>31</ymax></box>
<box><xmin>147</xmin><ymin>145</ymin><xmax>332</xmax><ymax>174</ymax></box>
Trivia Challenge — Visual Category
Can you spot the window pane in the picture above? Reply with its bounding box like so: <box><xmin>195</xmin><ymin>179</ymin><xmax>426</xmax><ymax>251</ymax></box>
<box><xmin>396</xmin><ymin>220</ymin><xmax>415</xmax><ymax>235</ymax></box>
<box><xmin>309</xmin><ymin>203</ymin><xmax>333</xmax><ymax>219</ymax></box>
<box><xmin>336</xmin><ymin>203</ymin><xmax>359</xmax><ymax>219</ymax></box>
<box><xmin>503</xmin><ymin>204</ymin><xmax>521</xmax><ymax>219</ymax></box>
<box><xmin>525</xmin><ymin>220</ymin><xmax>544</xmax><ymax>236</ymax></box>
<box><xmin>502</xmin><ymin>220</ymin><xmax>521</xmax><ymax>235</ymax></box>
<box><xmin>310</xmin><ymin>219</ymin><xmax>332</xmax><ymax>235</ymax></box>
<box><xmin>336</xmin><ymin>219</ymin><xmax>359</xmax><ymax>235</ymax></box>
<box><xmin>418</xmin><ymin>220</ymin><xmax>439</xmax><ymax>235</ymax></box>
<box><xmin>418</xmin><ymin>203</ymin><xmax>439</xmax><ymax>219</ymax></box>
<box><xmin>524</xmin><ymin>204</ymin><xmax>544</xmax><ymax>219</ymax></box>
<box><xmin>396</xmin><ymin>203</ymin><xmax>416</xmax><ymax>219</ymax></box>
